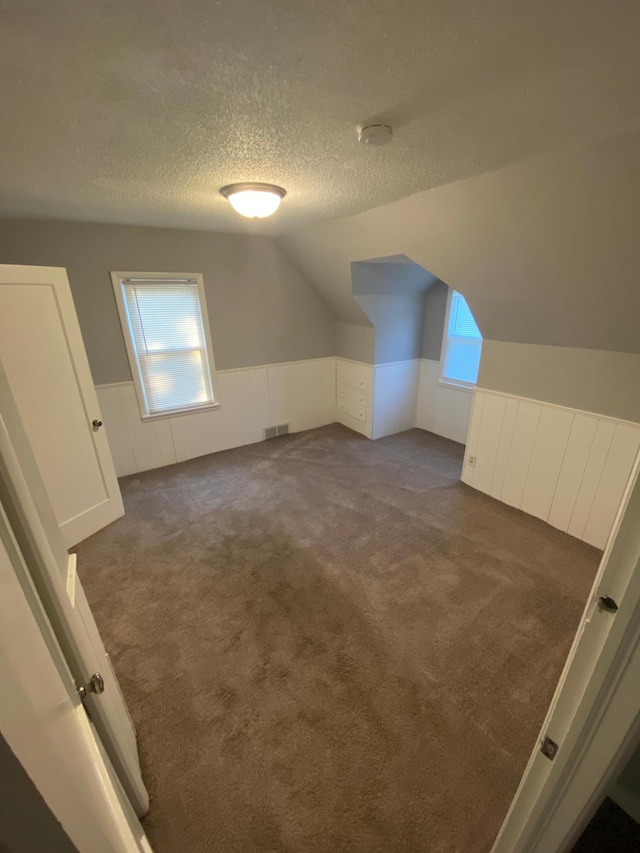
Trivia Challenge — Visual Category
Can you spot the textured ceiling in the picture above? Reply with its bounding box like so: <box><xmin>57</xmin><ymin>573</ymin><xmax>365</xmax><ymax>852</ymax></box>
<box><xmin>279</xmin><ymin>130</ymin><xmax>640</xmax><ymax>353</ymax></box>
<box><xmin>1</xmin><ymin>1</ymin><xmax>640</xmax><ymax>234</ymax></box>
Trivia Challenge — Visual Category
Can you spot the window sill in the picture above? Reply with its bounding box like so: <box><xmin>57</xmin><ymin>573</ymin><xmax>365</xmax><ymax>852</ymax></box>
<box><xmin>140</xmin><ymin>402</ymin><xmax>221</xmax><ymax>422</ymax></box>
<box><xmin>437</xmin><ymin>379</ymin><xmax>475</xmax><ymax>393</ymax></box>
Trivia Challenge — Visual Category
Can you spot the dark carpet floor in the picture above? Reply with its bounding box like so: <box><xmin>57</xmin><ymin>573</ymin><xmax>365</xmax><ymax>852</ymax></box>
<box><xmin>76</xmin><ymin>425</ymin><xmax>600</xmax><ymax>853</ymax></box>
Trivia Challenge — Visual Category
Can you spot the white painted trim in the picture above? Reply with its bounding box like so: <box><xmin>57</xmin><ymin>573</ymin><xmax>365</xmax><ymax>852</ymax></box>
<box><xmin>438</xmin><ymin>288</ymin><xmax>483</xmax><ymax>388</ymax></box>
<box><xmin>373</xmin><ymin>358</ymin><xmax>421</xmax><ymax>369</ymax></box>
<box><xmin>94</xmin><ymin>381</ymin><xmax>137</xmax><ymax>391</ymax></box>
<box><xmin>492</xmin><ymin>451</ymin><xmax>640</xmax><ymax>851</ymax></box>
<box><xmin>221</xmin><ymin>355</ymin><xmax>337</xmax><ymax>374</ymax></box>
<box><xmin>95</xmin><ymin>356</ymin><xmax>339</xmax><ymax>391</ymax></box>
<box><xmin>476</xmin><ymin>386</ymin><xmax>640</xmax><ymax>429</ymax></box>
<box><xmin>437</xmin><ymin>378</ymin><xmax>474</xmax><ymax>393</ymax></box>
<box><xmin>335</xmin><ymin>356</ymin><xmax>374</xmax><ymax>369</ymax></box>
<box><xmin>66</xmin><ymin>553</ymin><xmax>77</xmax><ymax>607</ymax></box>
<box><xmin>0</xmin><ymin>502</ymin><xmax>152</xmax><ymax>852</ymax></box>
<box><xmin>439</xmin><ymin>286</ymin><xmax>454</xmax><ymax>368</ymax></box>
<box><xmin>110</xmin><ymin>270</ymin><xmax>218</xmax><ymax>420</ymax></box>
<box><xmin>139</xmin><ymin>401</ymin><xmax>221</xmax><ymax>421</ymax></box>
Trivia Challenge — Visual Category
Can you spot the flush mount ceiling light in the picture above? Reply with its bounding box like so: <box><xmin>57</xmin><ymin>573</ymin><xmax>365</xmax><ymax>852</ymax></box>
<box><xmin>219</xmin><ymin>183</ymin><xmax>286</xmax><ymax>219</ymax></box>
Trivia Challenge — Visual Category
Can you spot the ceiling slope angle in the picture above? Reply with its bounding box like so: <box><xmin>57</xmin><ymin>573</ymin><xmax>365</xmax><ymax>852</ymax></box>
<box><xmin>278</xmin><ymin>129</ymin><xmax>640</xmax><ymax>354</ymax></box>
<box><xmin>0</xmin><ymin>2</ymin><xmax>639</xmax><ymax>232</ymax></box>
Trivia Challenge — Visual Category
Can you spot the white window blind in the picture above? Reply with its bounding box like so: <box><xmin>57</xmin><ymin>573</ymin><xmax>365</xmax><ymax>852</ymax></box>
<box><xmin>442</xmin><ymin>291</ymin><xmax>482</xmax><ymax>385</ymax></box>
<box><xmin>120</xmin><ymin>278</ymin><xmax>214</xmax><ymax>416</ymax></box>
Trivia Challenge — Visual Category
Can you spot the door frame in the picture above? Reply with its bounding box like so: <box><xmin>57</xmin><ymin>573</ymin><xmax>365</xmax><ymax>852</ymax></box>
<box><xmin>0</xmin><ymin>499</ymin><xmax>152</xmax><ymax>852</ymax></box>
<box><xmin>0</xmin><ymin>356</ymin><xmax>149</xmax><ymax>816</ymax></box>
<box><xmin>492</xmin><ymin>450</ymin><xmax>640</xmax><ymax>851</ymax></box>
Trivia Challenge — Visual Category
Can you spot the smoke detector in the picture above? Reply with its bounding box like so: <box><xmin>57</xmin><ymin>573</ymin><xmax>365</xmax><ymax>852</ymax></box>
<box><xmin>357</xmin><ymin>124</ymin><xmax>393</xmax><ymax>147</ymax></box>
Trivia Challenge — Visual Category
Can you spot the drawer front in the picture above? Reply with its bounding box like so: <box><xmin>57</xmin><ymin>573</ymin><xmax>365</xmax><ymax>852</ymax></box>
<box><xmin>338</xmin><ymin>365</ymin><xmax>369</xmax><ymax>392</ymax></box>
<box><xmin>338</xmin><ymin>383</ymin><xmax>366</xmax><ymax>406</ymax></box>
<box><xmin>338</xmin><ymin>398</ymin><xmax>366</xmax><ymax>422</ymax></box>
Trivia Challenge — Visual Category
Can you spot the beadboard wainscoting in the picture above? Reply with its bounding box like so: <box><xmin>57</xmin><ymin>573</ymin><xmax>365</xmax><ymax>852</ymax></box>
<box><xmin>371</xmin><ymin>360</ymin><xmax>420</xmax><ymax>440</ymax></box>
<box><xmin>97</xmin><ymin>357</ymin><xmax>336</xmax><ymax>477</ymax></box>
<box><xmin>415</xmin><ymin>358</ymin><xmax>473</xmax><ymax>445</ymax></box>
<box><xmin>462</xmin><ymin>389</ymin><xmax>640</xmax><ymax>549</ymax></box>
<box><xmin>337</xmin><ymin>357</ymin><xmax>472</xmax><ymax>444</ymax></box>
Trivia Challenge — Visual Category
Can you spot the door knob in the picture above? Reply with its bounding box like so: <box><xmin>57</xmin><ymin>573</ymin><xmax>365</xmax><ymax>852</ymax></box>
<box><xmin>92</xmin><ymin>419</ymin><xmax>103</xmax><ymax>429</ymax></box>
<box><xmin>77</xmin><ymin>672</ymin><xmax>105</xmax><ymax>700</ymax></box>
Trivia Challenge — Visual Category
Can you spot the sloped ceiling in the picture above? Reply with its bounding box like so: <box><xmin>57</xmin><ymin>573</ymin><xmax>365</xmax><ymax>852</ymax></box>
<box><xmin>279</xmin><ymin>129</ymin><xmax>640</xmax><ymax>354</ymax></box>
<box><xmin>352</xmin><ymin>260</ymin><xmax>438</xmax><ymax>296</ymax></box>
<box><xmin>0</xmin><ymin>2</ymin><xmax>639</xmax><ymax>233</ymax></box>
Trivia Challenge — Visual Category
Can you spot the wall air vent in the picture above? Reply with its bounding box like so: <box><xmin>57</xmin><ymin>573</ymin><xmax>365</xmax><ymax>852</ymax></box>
<box><xmin>264</xmin><ymin>424</ymin><xmax>290</xmax><ymax>440</ymax></box>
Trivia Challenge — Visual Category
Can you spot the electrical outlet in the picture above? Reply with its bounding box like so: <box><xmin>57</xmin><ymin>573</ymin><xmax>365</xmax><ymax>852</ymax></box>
<box><xmin>467</xmin><ymin>455</ymin><xmax>477</xmax><ymax>468</ymax></box>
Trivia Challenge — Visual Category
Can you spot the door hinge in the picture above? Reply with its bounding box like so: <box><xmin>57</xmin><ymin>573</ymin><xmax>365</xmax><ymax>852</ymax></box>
<box><xmin>597</xmin><ymin>596</ymin><xmax>619</xmax><ymax>614</ymax></box>
<box><xmin>77</xmin><ymin>672</ymin><xmax>105</xmax><ymax>700</ymax></box>
<box><xmin>541</xmin><ymin>736</ymin><xmax>559</xmax><ymax>761</ymax></box>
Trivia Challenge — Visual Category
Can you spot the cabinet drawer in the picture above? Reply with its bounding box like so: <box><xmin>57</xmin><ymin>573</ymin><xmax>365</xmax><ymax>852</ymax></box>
<box><xmin>338</xmin><ymin>384</ymin><xmax>366</xmax><ymax>405</ymax></box>
<box><xmin>338</xmin><ymin>398</ymin><xmax>366</xmax><ymax>422</ymax></box>
<box><xmin>338</xmin><ymin>365</ymin><xmax>369</xmax><ymax>392</ymax></box>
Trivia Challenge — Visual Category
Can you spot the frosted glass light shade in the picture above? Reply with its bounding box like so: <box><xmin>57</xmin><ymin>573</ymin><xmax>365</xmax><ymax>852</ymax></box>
<box><xmin>220</xmin><ymin>183</ymin><xmax>286</xmax><ymax>219</ymax></box>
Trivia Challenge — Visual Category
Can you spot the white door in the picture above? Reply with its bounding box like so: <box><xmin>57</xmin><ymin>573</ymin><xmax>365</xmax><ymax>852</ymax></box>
<box><xmin>492</xmin><ymin>448</ymin><xmax>640</xmax><ymax>851</ymax></box>
<box><xmin>0</xmin><ymin>352</ymin><xmax>149</xmax><ymax>816</ymax></box>
<box><xmin>0</xmin><ymin>264</ymin><xmax>123</xmax><ymax>547</ymax></box>
<box><xmin>0</xmin><ymin>502</ymin><xmax>152</xmax><ymax>853</ymax></box>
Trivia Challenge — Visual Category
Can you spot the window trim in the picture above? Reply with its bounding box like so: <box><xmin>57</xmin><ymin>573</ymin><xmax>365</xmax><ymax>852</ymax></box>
<box><xmin>110</xmin><ymin>270</ymin><xmax>218</xmax><ymax>420</ymax></box>
<box><xmin>438</xmin><ymin>288</ymin><xmax>481</xmax><ymax>391</ymax></box>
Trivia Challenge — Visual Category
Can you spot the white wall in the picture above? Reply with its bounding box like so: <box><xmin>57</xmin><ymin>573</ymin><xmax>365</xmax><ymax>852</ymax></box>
<box><xmin>99</xmin><ymin>353</ymin><xmax>471</xmax><ymax>478</ymax></box>
<box><xmin>98</xmin><ymin>357</ymin><xmax>336</xmax><ymax>476</ymax></box>
<box><xmin>415</xmin><ymin>359</ymin><xmax>473</xmax><ymax>445</ymax></box>
<box><xmin>98</xmin><ymin>351</ymin><xmax>638</xmax><ymax>551</ymax></box>
<box><xmin>336</xmin><ymin>356</ymin><xmax>472</xmax><ymax>443</ymax></box>
<box><xmin>371</xmin><ymin>360</ymin><xmax>420</xmax><ymax>440</ymax></box>
<box><xmin>462</xmin><ymin>389</ymin><xmax>640</xmax><ymax>550</ymax></box>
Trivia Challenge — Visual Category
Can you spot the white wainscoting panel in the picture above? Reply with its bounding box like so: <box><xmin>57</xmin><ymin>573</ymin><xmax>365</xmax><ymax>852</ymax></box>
<box><xmin>462</xmin><ymin>389</ymin><xmax>640</xmax><ymax>549</ymax></box>
<box><xmin>582</xmin><ymin>423</ymin><xmax>640</xmax><ymax>548</ymax></box>
<box><xmin>269</xmin><ymin>358</ymin><xmax>336</xmax><ymax>434</ymax></box>
<box><xmin>500</xmin><ymin>401</ymin><xmax>542</xmax><ymax>510</ymax></box>
<box><xmin>415</xmin><ymin>358</ymin><xmax>473</xmax><ymax>444</ymax></box>
<box><xmin>520</xmin><ymin>406</ymin><xmax>574</xmax><ymax>521</ymax></box>
<box><xmin>372</xmin><ymin>360</ymin><xmax>420</xmax><ymax>439</ymax></box>
<box><xmin>489</xmin><ymin>398</ymin><xmax>518</xmax><ymax>500</ymax></box>
<box><xmin>97</xmin><ymin>358</ymin><xmax>336</xmax><ymax>477</ymax></box>
<box><xmin>547</xmin><ymin>414</ymin><xmax>599</xmax><ymax>533</ymax></box>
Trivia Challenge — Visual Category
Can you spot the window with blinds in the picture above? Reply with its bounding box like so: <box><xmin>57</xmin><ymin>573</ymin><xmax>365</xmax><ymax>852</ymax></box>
<box><xmin>441</xmin><ymin>291</ymin><xmax>482</xmax><ymax>386</ymax></box>
<box><xmin>113</xmin><ymin>274</ymin><xmax>215</xmax><ymax>417</ymax></box>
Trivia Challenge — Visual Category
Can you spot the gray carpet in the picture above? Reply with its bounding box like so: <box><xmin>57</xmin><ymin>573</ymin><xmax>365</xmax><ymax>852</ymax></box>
<box><xmin>75</xmin><ymin>425</ymin><xmax>600</xmax><ymax>853</ymax></box>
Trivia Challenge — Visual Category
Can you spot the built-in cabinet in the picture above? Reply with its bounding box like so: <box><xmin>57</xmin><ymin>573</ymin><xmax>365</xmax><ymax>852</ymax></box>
<box><xmin>336</xmin><ymin>359</ymin><xmax>373</xmax><ymax>437</ymax></box>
